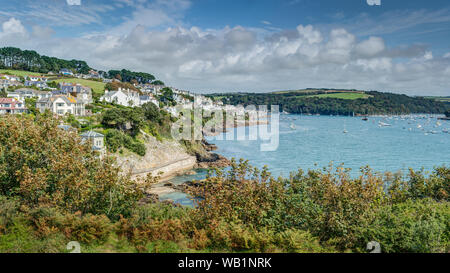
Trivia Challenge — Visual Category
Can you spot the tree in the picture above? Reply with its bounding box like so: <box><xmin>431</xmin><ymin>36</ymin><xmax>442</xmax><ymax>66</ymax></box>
<box><xmin>0</xmin><ymin>115</ymin><xmax>148</xmax><ymax>219</ymax></box>
<box><xmin>159</xmin><ymin>87</ymin><xmax>175</xmax><ymax>105</ymax></box>
<box><xmin>0</xmin><ymin>47</ymin><xmax>91</xmax><ymax>74</ymax></box>
<box><xmin>101</xmin><ymin>107</ymin><xmax>144</xmax><ymax>136</ymax></box>
<box><xmin>142</xmin><ymin>102</ymin><xmax>161</xmax><ymax>122</ymax></box>
<box><xmin>152</xmin><ymin>80</ymin><xmax>165</xmax><ymax>86</ymax></box>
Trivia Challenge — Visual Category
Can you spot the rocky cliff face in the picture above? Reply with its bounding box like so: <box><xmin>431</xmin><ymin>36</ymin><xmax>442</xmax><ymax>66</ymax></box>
<box><xmin>115</xmin><ymin>133</ymin><xmax>197</xmax><ymax>181</ymax></box>
<box><xmin>115</xmin><ymin>133</ymin><xmax>230</xmax><ymax>182</ymax></box>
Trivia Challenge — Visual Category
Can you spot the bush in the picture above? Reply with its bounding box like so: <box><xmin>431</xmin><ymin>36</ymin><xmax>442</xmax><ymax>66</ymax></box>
<box><xmin>356</xmin><ymin>199</ymin><xmax>449</xmax><ymax>253</ymax></box>
<box><xmin>0</xmin><ymin>196</ymin><xmax>21</xmax><ymax>234</ymax></box>
<box><xmin>29</xmin><ymin>207</ymin><xmax>113</xmax><ymax>244</ymax></box>
<box><xmin>0</xmin><ymin>115</ymin><xmax>147</xmax><ymax>220</ymax></box>
<box><xmin>116</xmin><ymin>204</ymin><xmax>192</xmax><ymax>250</ymax></box>
<box><xmin>105</xmin><ymin>129</ymin><xmax>146</xmax><ymax>156</ymax></box>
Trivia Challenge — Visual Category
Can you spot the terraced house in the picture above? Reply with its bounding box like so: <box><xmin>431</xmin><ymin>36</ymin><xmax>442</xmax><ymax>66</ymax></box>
<box><xmin>36</xmin><ymin>95</ymin><xmax>86</xmax><ymax>116</ymax></box>
<box><xmin>0</xmin><ymin>98</ymin><xmax>27</xmax><ymax>114</ymax></box>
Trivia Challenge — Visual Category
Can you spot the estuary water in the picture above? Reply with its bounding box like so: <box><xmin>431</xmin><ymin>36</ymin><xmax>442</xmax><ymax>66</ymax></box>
<box><xmin>161</xmin><ymin>114</ymin><xmax>450</xmax><ymax>205</ymax></box>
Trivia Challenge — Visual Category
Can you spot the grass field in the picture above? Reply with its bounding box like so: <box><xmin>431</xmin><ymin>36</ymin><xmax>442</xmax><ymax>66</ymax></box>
<box><xmin>0</xmin><ymin>69</ymin><xmax>43</xmax><ymax>77</ymax></box>
<box><xmin>306</xmin><ymin>92</ymin><xmax>371</xmax><ymax>100</ymax></box>
<box><xmin>0</xmin><ymin>69</ymin><xmax>106</xmax><ymax>95</ymax></box>
<box><xmin>273</xmin><ymin>89</ymin><xmax>317</xmax><ymax>94</ymax></box>
<box><xmin>54</xmin><ymin>78</ymin><xmax>106</xmax><ymax>95</ymax></box>
<box><xmin>424</xmin><ymin>96</ymin><xmax>450</xmax><ymax>103</ymax></box>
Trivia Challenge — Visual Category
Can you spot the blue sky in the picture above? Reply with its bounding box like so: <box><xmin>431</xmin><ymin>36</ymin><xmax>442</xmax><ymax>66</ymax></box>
<box><xmin>0</xmin><ymin>0</ymin><xmax>450</xmax><ymax>95</ymax></box>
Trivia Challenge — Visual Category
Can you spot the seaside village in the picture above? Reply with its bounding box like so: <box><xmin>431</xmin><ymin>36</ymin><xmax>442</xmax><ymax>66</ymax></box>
<box><xmin>0</xmin><ymin>69</ymin><xmax>253</xmax><ymax>155</ymax></box>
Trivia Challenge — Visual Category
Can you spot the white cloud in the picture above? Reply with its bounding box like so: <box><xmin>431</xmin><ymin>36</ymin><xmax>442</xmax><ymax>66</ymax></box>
<box><xmin>355</xmin><ymin>37</ymin><xmax>385</xmax><ymax>57</ymax></box>
<box><xmin>1</xmin><ymin>17</ymin><xmax>450</xmax><ymax>96</ymax></box>
<box><xmin>2</xmin><ymin>17</ymin><xmax>26</xmax><ymax>35</ymax></box>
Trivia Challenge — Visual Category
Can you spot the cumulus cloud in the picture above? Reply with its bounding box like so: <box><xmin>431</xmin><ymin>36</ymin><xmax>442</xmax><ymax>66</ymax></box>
<box><xmin>355</xmin><ymin>37</ymin><xmax>385</xmax><ymax>57</ymax></box>
<box><xmin>1</xmin><ymin>17</ymin><xmax>449</xmax><ymax>96</ymax></box>
<box><xmin>2</xmin><ymin>17</ymin><xmax>26</xmax><ymax>35</ymax></box>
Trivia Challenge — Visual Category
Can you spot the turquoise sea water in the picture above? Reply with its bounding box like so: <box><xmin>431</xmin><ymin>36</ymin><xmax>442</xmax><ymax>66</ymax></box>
<box><xmin>161</xmin><ymin>114</ymin><xmax>450</xmax><ymax>205</ymax></box>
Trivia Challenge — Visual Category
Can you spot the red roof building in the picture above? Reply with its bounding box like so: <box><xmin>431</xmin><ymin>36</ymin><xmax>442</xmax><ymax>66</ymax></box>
<box><xmin>0</xmin><ymin>98</ymin><xmax>28</xmax><ymax>115</ymax></box>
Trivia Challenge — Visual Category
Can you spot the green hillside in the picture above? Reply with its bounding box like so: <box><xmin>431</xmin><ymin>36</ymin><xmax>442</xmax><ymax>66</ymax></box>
<box><xmin>54</xmin><ymin>78</ymin><xmax>106</xmax><ymax>95</ymax></box>
<box><xmin>0</xmin><ymin>69</ymin><xmax>44</xmax><ymax>77</ymax></box>
<box><xmin>306</xmin><ymin>92</ymin><xmax>371</xmax><ymax>100</ymax></box>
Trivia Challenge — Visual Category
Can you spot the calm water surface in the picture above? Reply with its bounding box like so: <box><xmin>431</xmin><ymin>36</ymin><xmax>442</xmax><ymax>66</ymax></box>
<box><xmin>161</xmin><ymin>114</ymin><xmax>450</xmax><ymax>205</ymax></box>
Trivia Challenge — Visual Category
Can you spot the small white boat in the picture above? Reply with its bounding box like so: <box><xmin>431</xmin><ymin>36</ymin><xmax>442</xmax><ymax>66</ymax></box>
<box><xmin>343</xmin><ymin>129</ymin><xmax>348</xmax><ymax>134</ymax></box>
<box><xmin>290</xmin><ymin>123</ymin><xmax>296</xmax><ymax>130</ymax></box>
<box><xmin>378</xmin><ymin>121</ymin><xmax>391</xmax><ymax>127</ymax></box>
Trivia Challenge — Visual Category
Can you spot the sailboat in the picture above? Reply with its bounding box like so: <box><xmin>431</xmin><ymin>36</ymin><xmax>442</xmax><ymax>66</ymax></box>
<box><xmin>343</xmin><ymin>122</ymin><xmax>348</xmax><ymax>133</ymax></box>
<box><xmin>290</xmin><ymin>123</ymin><xmax>296</xmax><ymax>130</ymax></box>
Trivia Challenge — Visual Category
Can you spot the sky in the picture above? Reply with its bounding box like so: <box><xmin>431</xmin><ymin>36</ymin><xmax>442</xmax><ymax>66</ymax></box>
<box><xmin>0</xmin><ymin>0</ymin><xmax>450</xmax><ymax>96</ymax></box>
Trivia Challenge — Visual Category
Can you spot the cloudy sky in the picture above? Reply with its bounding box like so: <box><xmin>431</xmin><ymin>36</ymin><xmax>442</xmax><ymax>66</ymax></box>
<box><xmin>0</xmin><ymin>0</ymin><xmax>450</xmax><ymax>95</ymax></box>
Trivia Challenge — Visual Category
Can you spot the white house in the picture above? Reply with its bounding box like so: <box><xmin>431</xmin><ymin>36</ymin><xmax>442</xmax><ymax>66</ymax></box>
<box><xmin>80</xmin><ymin>130</ymin><xmax>105</xmax><ymax>154</ymax></box>
<box><xmin>0</xmin><ymin>98</ymin><xmax>27</xmax><ymax>114</ymax></box>
<box><xmin>27</xmin><ymin>75</ymin><xmax>48</xmax><ymax>82</ymax></box>
<box><xmin>100</xmin><ymin>88</ymin><xmax>141</xmax><ymax>107</ymax></box>
<box><xmin>36</xmin><ymin>95</ymin><xmax>85</xmax><ymax>116</ymax></box>
<box><xmin>7</xmin><ymin>88</ymin><xmax>52</xmax><ymax>101</ymax></box>
<box><xmin>58</xmin><ymin>83</ymin><xmax>93</xmax><ymax>104</ymax></box>
<box><xmin>139</xmin><ymin>95</ymin><xmax>159</xmax><ymax>107</ymax></box>
<box><xmin>0</xmin><ymin>79</ymin><xmax>20</xmax><ymax>89</ymax></box>
<box><xmin>0</xmin><ymin>74</ymin><xmax>21</xmax><ymax>82</ymax></box>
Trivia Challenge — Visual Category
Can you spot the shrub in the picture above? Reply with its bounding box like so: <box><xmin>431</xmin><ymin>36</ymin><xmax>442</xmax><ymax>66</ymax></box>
<box><xmin>356</xmin><ymin>199</ymin><xmax>449</xmax><ymax>253</ymax></box>
<box><xmin>0</xmin><ymin>115</ymin><xmax>147</xmax><ymax>220</ymax></box>
<box><xmin>105</xmin><ymin>129</ymin><xmax>146</xmax><ymax>156</ymax></box>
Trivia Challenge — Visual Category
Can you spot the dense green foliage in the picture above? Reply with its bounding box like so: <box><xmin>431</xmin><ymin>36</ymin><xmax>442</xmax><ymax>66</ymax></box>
<box><xmin>0</xmin><ymin>48</ymin><xmax>163</xmax><ymax>88</ymax></box>
<box><xmin>0</xmin><ymin>115</ymin><xmax>149</xmax><ymax>220</ymax></box>
<box><xmin>187</xmin><ymin>160</ymin><xmax>449</xmax><ymax>252</ymax></box>
<box><xmin>151</xmin><ymin>80</ymin><xmax>165</xmax><ymax>86</ymax></box>
<box><xmin>0</xmin><ymin>118</ymin><xmax>448</xmax><ymax>253</ymax></box>
<box><xmin>159</xmin><ymin>87</ymin><xmax>176</xmax><ymax>106</ymax></box>
<box><xmin>212</xmin><ymin>90</ymin><xmax>448</xmax><ymax>115</ymax></box>
<box><xmin>100</xmin><ymin>103</ymin><xmax>175</xmax><ymax>155</ymax></box>
<box><xmin>0</xmin><ymin>47</ymin><xmax>90</xmax><ymax>74</ymax></box>
<box><xmin>0</xmin><ymin>112</ymin><xmax>448</xmax><ymax>253</ymax></box>
<box><xmin>105</xmin><ymin>81</ymin><xmax>139</xmax><ymax>92</ymax></box>
<box><xmin>108</xmin><ymin>69</ymin><xmax>155</xmax><ymax>84</ymax></box>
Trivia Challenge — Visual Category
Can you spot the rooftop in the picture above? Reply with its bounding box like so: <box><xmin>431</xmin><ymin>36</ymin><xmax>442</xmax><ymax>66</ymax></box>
<box><xmin>80</xmin><ymin>130</ymin><xmax>104</xmax><ymax>138</ymax></box>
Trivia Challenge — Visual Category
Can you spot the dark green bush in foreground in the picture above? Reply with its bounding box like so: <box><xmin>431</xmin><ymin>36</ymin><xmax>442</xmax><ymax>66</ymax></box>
<box><xmin>0</xmin><ymin>115</ymin><xmax>448</xmax><ymax>253</ymax></box>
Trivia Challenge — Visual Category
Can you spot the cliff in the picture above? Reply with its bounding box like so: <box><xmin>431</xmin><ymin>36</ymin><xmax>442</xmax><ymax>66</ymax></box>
<box><xmin>115</xmin><ymin>133</ymin><xmax>197</xmax><ymax>181</ymax></box>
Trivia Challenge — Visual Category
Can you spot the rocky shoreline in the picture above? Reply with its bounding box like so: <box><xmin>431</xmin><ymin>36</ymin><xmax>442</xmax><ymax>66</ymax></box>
<box><xmin>140</xmin><ymin>117</ymin><xmax>270</xmax><ymax>203</ymax></box>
